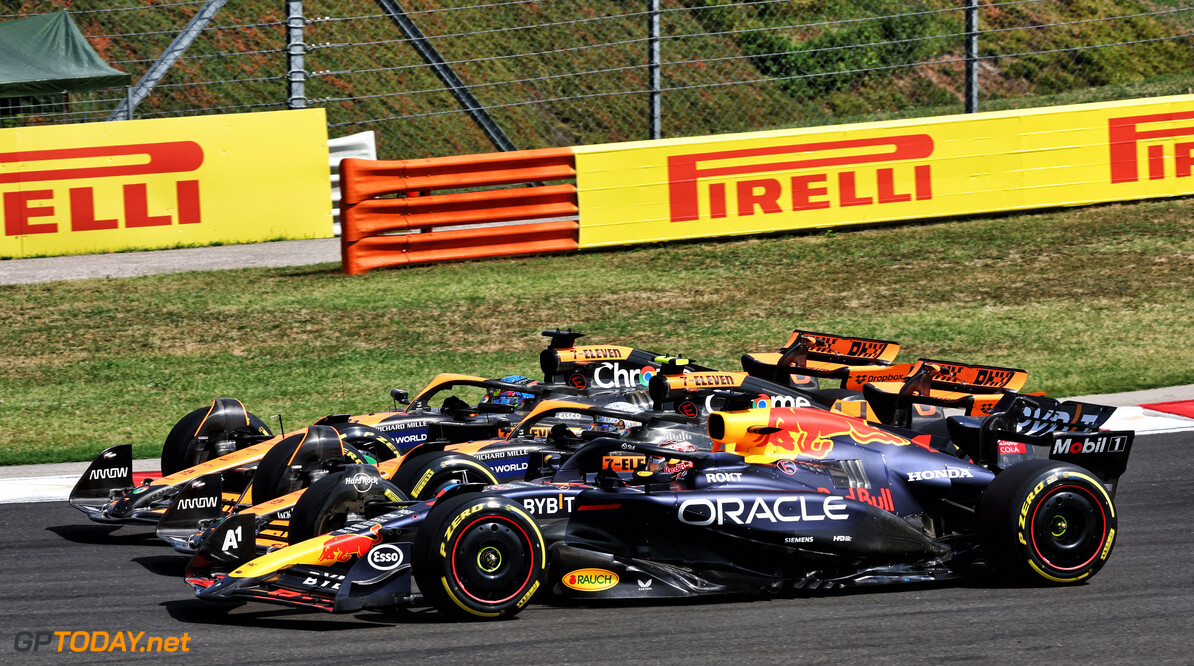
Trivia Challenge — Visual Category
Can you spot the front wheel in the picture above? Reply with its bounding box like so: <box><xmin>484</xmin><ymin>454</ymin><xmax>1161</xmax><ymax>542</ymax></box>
<box><xmin>977</xmin><ymin>459</ymin><xmax>1117</xmax><ymax>585</ymax></box>
<box><xmin>391</xmin><ymin>451</ymin><xmax>499</xmax><ymax>501</ymax></box>
<box><xmin>161</xmin><ymin>400</ymin><xmax>272</xmax><ymax>476</ymax></box>
<box><xmin>288</xmin><ymin>466</ymin><xmax>407</xmax><ymax>544</ymax></box>
<box><xmin>412</xmin><ymin>493</ymin><xmax>546</xmax><ymax>620</ymax></box>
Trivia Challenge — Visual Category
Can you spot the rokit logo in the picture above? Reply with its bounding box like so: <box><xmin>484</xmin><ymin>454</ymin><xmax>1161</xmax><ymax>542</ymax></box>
<box><xmin>3</xmin><ymin>142</ymin><xmax>204</xmax><ymax>237</ymax></box>
<box><xmin>1109</xmin><ymin>110</ymin><xmax>1194</xmax><ymax>183</ymax></box>
<box><xmin>666</xmin><ymin>134</ymin><xmax>934</xmax><ymax>223</ymax></box>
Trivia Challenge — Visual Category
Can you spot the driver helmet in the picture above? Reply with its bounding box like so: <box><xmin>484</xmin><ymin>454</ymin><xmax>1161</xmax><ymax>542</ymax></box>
<box><xmin>483</xmin><ymin>375</ymin><xmax>539</xmax><ymax>410</ymax></box>
<box><xmin>647</xmin><ymin>440</ymin><xmax>699</xmax><ymax>475</ymax></box>
<box><xmin>588</xmin><ymin>401</ymin><xmax>641</xmax><ymax>436</ymax></box>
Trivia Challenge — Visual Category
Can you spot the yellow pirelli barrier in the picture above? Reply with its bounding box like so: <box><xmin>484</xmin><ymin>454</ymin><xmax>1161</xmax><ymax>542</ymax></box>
<box><xmin>1</xmin><ymin>109</ymin><xmax>331</xmax><ymax>259</ymax></box>
<box><xmin>573</xmin><ymin>95</ymin><xmax>1194</xmax><ymax>248</ymax></box>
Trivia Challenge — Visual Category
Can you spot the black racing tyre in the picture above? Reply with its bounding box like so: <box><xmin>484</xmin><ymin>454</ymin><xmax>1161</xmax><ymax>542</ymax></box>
<box><xmin>287</xmin><ymin>466</ymin><xmax>408</xmax><ymax>544</ymax></box>
<box><xmin>161</xmin><ymin>405</ymin><xmax>272</xmax><ymax>476</ymax></box>
<box><xmin>412</xmin><ymin>492</ymin><xmax>546</xmax><ymax>620</ymax></box>
<box><xmin>251</xmin><ymin>427</ymin><xmax>370</xmax><ymax>506</ymax></box>
<box><xmin>328</xmin><ymin>423</ymin><xmax>401</xmax><ymax>462</ymax></box>
<box><xmin>391</xmin><ymin>451</ymin><xmax>499</xmax><ymax>501</ymax></box>
<box><xmin>977</xmin><ymin>459</ymin><xmax>1117</xmax><ymax>585</ymax></box>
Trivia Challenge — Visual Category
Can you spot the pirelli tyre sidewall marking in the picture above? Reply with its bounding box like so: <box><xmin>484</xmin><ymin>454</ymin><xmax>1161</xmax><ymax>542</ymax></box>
<box><xmin>1015</xmin><ymin>469</ymin><xmax>1114</xmax><ymax>583</ymax></box>
<box><xmin>437</xmin><ymin>499</ymin><xmax>546</xmax><ymax>618</ymax></box>
<box><xmin>413</xmin><ymin>469</ymin><xmax>436</xmax><ymax>499</ymax></box>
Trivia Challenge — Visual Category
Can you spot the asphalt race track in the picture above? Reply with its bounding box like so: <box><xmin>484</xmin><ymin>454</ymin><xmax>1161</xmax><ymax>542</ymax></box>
<box><xmin>4</xmin><ymin>432</ymin><xmax>1192</xmax><ymax>664</ymax></box>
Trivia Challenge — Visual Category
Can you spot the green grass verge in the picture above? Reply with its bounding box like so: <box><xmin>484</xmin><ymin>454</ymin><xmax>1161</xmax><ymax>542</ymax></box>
<box><xmin>2</xmin><ymin>196</ymin><xmax>1193</xmax><ymax>466</ymax></box>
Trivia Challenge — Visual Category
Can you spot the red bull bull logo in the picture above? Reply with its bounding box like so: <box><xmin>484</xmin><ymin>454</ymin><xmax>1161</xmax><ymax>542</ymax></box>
<box><xmin>316</xmin><ymin>523</ymin><xmax>382</xmax><ymax>563</ymax></box>
<box><xmin>755</xmin><ymin>409</ymin><xmax>909</xmax><ymax>459</ymax></box>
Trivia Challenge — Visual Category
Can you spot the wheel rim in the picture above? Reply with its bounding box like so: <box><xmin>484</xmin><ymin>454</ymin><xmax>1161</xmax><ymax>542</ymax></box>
<box><xmin>1030</xmin><ymin>484</ymin><xmax>1108</xmax><ymax>571</ymax></box>
<box><xmin>450</xmin><ymin>516</ymin><xmax>535</xmax><ymax>604</ymax></box>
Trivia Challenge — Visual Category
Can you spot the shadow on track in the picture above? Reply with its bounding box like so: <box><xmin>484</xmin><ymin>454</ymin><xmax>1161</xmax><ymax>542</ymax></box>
<box><xmin>46</xmin><ymin>523</ymin><xmax>160</xmax><ymax>547</ymax></box>
<box><xmin>162</xmin><ymin>598</ymin><xmax>443</xmax><ymax>629</ymax></box>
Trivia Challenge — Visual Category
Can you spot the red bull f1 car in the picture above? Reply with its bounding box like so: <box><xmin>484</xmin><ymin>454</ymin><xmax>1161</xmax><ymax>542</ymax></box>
<box><xmin>184</xmin><ymin>391</ymin><xmax>1132</xmax><ymax>620</ymax></box>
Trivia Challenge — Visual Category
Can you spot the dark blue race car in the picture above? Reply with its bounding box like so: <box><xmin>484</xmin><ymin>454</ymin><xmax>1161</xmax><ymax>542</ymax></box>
<box><xmin>185</xmin><ymin>391</ymin><xmax>1132</xmax><ymax>620</ymax></box>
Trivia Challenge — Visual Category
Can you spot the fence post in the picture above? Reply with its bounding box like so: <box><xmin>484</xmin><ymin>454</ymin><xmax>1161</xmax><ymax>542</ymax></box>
<box><xmin>965</xmin><ymin>0</ymin><xmax>978</xmax><ymax>113</ymax></box>
<box><xmin>286</xmin><ymin>0</ymin><xmax>307</xmax><ymax>109</ymax></box>
<box><xmin>648</xmin><ymin>0</ymin><xmax>661</xmax><ymax>140</ymax></box>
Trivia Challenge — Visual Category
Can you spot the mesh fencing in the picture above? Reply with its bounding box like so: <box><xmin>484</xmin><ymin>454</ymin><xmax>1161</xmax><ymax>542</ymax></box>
<box><xmin>2</xmin><ymin>0</ymin><xmax>1192</xmax><ymax>159</ymax></box>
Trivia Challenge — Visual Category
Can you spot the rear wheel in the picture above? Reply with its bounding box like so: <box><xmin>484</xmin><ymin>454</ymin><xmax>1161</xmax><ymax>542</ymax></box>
<box><xmin>412</xmin><ymin>492</ymin><xmax>546</xmax><ymax>620</ymax></box>
<box><xmin>288</xmin><ymin>466</ymin><xmax>407</xmax><ymax>544</ymax></box>
<box><xmin>977</xmin><ymin>459</ymin><xmax>1116</xmax><ymax>585</ymax></box>
<box><xmin>391</xmin><ymin>451</ymin><xmax>499</xmax><ymax>501</ymax></box>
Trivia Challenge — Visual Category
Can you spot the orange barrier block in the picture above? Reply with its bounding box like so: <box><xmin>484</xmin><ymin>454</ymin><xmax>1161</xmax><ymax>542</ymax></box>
<box><xmin>343</xmin><ymin>184</ymin><xmax>578</xmax><ymax>242</ymax></box>
<box><xmin>340</xmin><ymin>147</ymin><xmax>577</xmax><ymax>205</ymax></box>
<box><xmin>341</xmin><ymin>220</ymin><xmax>580</xmax><ymax>273</ymax></box>
<box><xmin>340</xmin><ymin>147</ymin><xmax>578</xmax><ymax>275</ymax></box>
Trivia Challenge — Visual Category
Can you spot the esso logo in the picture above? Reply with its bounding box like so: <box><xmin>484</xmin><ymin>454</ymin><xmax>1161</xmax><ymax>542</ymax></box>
<box><xmin>366</xmin><ymin>544</ymin><xmax>405</xmax><ymax>571</ymax></box>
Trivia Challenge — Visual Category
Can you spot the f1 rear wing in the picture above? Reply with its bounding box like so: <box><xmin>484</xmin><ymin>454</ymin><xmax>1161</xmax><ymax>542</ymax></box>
<box><xmin>539</xmin><ymin>333</ymin><xmax>714</xmax><ymax>387</ymax></box>
<box><xmin>742</xmin><ymin>330</ymin><xmax>901</xmax><ymax>389</ymax></box>
<box><xmin>861</xmin><ymin>359</ymin><xmax>1029</xmax><ymax>428</ymax></box>
<box><xmin>646</xmin><ymin>367</ymin><xmax>831</xmax><ymax>414</ymax></box>
<box><xmin>946</xmin><ymin>394</ymin><xmax>1131</xmax><ymax>498</ymax></box>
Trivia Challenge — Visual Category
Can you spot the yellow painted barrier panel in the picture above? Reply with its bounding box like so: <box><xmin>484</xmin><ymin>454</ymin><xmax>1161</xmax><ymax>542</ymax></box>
<box><xmin>574</xmin><ymin>95</ymin><xmax>1194</xmax><ymax>248</ymax></box>
<box><xmin>1</xmin><ymin>109</ymin><xmax>331</xmax><ymax>258</ymax></box>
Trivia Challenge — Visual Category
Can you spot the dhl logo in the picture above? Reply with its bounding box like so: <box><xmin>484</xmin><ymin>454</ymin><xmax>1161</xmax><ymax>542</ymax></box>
<box><xmin>1109</xmin><ymin>110</ymin><xmax>1194</xmax><ymax>183</ymax></box>
<box><xmin>316</xmin><ymin>523</ymin><xmax>382</xmax><ymax>563</ymax></box>
<box><xmin>666</xmin><ymin>134</ymin><xmax>934</xmax><ymax>223</ymax></box>
<box><xmin>930</xmin><ymin>362</ymin><xmax>1016</xmax><ymax>388</ymax></box>
<box><xmin>755</xmin><ymin>409</ymin><xmax>909</xmax><ymax>459</ymax></box>
<box><xmin>2</xmin><ymin>142</ymin><xmax>204</xmax><ymax>236</ymax></box>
